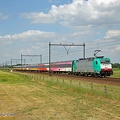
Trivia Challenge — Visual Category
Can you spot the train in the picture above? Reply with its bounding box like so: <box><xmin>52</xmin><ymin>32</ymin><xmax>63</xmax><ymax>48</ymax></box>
<box><xmin>13</xmin><ymin>56</ymin><xmax>113</xmax><ymax>77</ymax></box>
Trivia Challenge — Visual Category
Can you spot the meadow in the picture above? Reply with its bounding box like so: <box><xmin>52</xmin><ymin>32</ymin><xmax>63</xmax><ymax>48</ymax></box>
<box><xmin>0</xmin><ymin>70</ymin><xmax>120</xmax><ymax>120</ymax></box>
<box><xmin>110</xmin><ymin>68</ymin><xmax>120</xmax><ymax>78</ymax></box>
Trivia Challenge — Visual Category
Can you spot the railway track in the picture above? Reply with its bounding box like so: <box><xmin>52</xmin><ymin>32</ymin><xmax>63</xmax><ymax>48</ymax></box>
<box><xmin>49</xmin><ymin>73</ymin><xmax>120</xmax><ymax>86</ymax></box>
<box><xmin>20</xmin><ymin>71</ymin><xmax>120</xmax><ymax>86</ymax></box>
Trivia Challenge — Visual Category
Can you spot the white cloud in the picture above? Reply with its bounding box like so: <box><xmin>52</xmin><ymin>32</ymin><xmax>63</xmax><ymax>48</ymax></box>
<box><xmin>0</xmin><ymin>12</ymin><xmax>8</xmax><ymax>20</ymax></box>
<box><xmin>92</xmin><ymin>0</ymin><xmax>118</xmax><ymax>5</ymax></box>
<box><xmin>21</xmin><ymin>0</ymin><xmax>120</xmax><ymax>29</ymax></box>
<box><xmin>21</xmin><ymin>12</ymin><xmax>56</xmax><ymax>24</ymax></box>
<box><xmin>105</xmin><ymin>30</ymin><xmax>120</xmax><ymax>39</ymax></box>
<box><xmin>0</xmin><ymin>30</ymin><xmax>57</xmax><ymax>45</ymax></box>
<box><xmin>17</xmin><ymin>30</ymin><xmax>57</xmax><ymax>44</ymax></box>
<box><xmin>32</xmin><ymin>45</ymin><xmax>39</xmax><ymax>49</ymax></box>
<box><xmin>116</xmin><ymin>46</ymin><xmax>120</xmax><ymax>50</ymax></box>
<box><xmin>0</xmin><ymin>35</ymin><xmax>13</xmax><ymax>45</ymax></box>
<box><xmin>19</xmin><ymin>48</ymin><xmax>32</xmax><ymax>55</ymax></box>
<box><xmin>48</xmin><ymin>0</ymin><xmax>60</xmax><ymax>3</ymax></box>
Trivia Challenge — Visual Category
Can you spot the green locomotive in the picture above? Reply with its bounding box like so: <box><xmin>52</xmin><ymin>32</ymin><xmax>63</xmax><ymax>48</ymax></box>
<box><xmin>72</xmin><ymin>56</ymin><xmax>113</xmax><ymax>77</ymax></box>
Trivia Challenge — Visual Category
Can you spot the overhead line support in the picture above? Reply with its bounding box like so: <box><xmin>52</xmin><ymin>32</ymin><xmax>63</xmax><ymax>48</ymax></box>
<box><xmin>49</xmin><ymin>42</ymin><xmax>85</xmax><ymax>76</ymax></box>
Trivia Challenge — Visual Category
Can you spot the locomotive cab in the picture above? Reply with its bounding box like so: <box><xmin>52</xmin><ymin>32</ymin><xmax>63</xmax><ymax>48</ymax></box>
<box><xmin>100</xmin><ymin>58</ymin><xmax>113</xmax><ymax>76</ymax></box>
<box><xmin>93</xmin><ymin>57</ymin><xmax>113</xmax><ymax>77</ymax></box>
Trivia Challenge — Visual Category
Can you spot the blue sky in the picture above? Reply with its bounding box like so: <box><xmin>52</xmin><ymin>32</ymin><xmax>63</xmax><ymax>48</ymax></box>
<box><xmin>0</xmin><ymin>0</ymin><xmax>120</xmax><ymax>65</ymax></box>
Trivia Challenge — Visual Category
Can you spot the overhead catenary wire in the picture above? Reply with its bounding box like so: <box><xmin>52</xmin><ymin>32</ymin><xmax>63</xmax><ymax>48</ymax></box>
<box><xmin>50</xmin><ymin>41</ymin><xmax>120</xmax><ymax>57</ymax></box>
<box><xmin>33</xmin><ymin>34</ymin><xmax>120</xmax><ymax>63</ymax></box>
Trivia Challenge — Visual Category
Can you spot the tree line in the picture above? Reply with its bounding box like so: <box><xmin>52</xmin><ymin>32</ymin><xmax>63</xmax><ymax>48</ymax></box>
<box><xmin>112</xmin><ymin>63</ymin><xmax>120</xmax><ymax>68</ymax></box>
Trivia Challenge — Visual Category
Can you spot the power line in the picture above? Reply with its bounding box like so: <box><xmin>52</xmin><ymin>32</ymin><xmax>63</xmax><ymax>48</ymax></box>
<box><xmin>51</xmin><ymin>40</ymin><xmax>120</xmax><ymax>57</ymax></box>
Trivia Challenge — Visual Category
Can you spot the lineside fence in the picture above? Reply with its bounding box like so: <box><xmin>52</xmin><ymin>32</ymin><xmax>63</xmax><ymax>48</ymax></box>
<box><xmin>19</xmin><ymin>73</ymin><xmax>120</xmax><ymax>100</ymax></box>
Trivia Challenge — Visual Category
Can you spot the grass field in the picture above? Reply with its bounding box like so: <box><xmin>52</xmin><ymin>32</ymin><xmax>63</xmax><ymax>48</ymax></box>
<box><xmin>110</xmin><ymin>68</ymin><xmax>120</xmax><ymax>78</ymax></box>
<box><xmin>0</xmin><ymin>70</ymin><xmax>120</xmax><ymax>120</ymax></box>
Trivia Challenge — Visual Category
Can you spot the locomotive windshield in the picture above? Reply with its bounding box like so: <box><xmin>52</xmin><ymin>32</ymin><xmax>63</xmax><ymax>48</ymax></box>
<box><xmin>100</xmin><ymin>60</ymin><xmax>110</xmax><ymax>64</ymax></box>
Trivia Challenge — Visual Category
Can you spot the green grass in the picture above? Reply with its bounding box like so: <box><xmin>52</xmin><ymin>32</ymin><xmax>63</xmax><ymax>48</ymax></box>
<box><xmin>0</xmin><ymin>71</ymin><xmax>31</xmax><ymax>85</ymax></box>
<box><xmin>42</xmin><ymin>76</ymin><xmax>120</xmax><ymax>100</ymax></box>
<box><xmin>110</xmin><ymin>68</ymin><xmax>120</xmax><ymax>78</ymax></box>
<box><xmin>0</xmin><ymin>70</ymin><xmax>120</xmax><ymax>120</ymax></box>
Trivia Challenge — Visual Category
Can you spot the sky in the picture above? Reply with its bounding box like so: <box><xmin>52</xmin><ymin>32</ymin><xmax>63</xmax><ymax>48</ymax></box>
<box><xmin>0</xmin><ymin>0</ymin><xmax>120</xmax><ymax>65</ymax></box>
